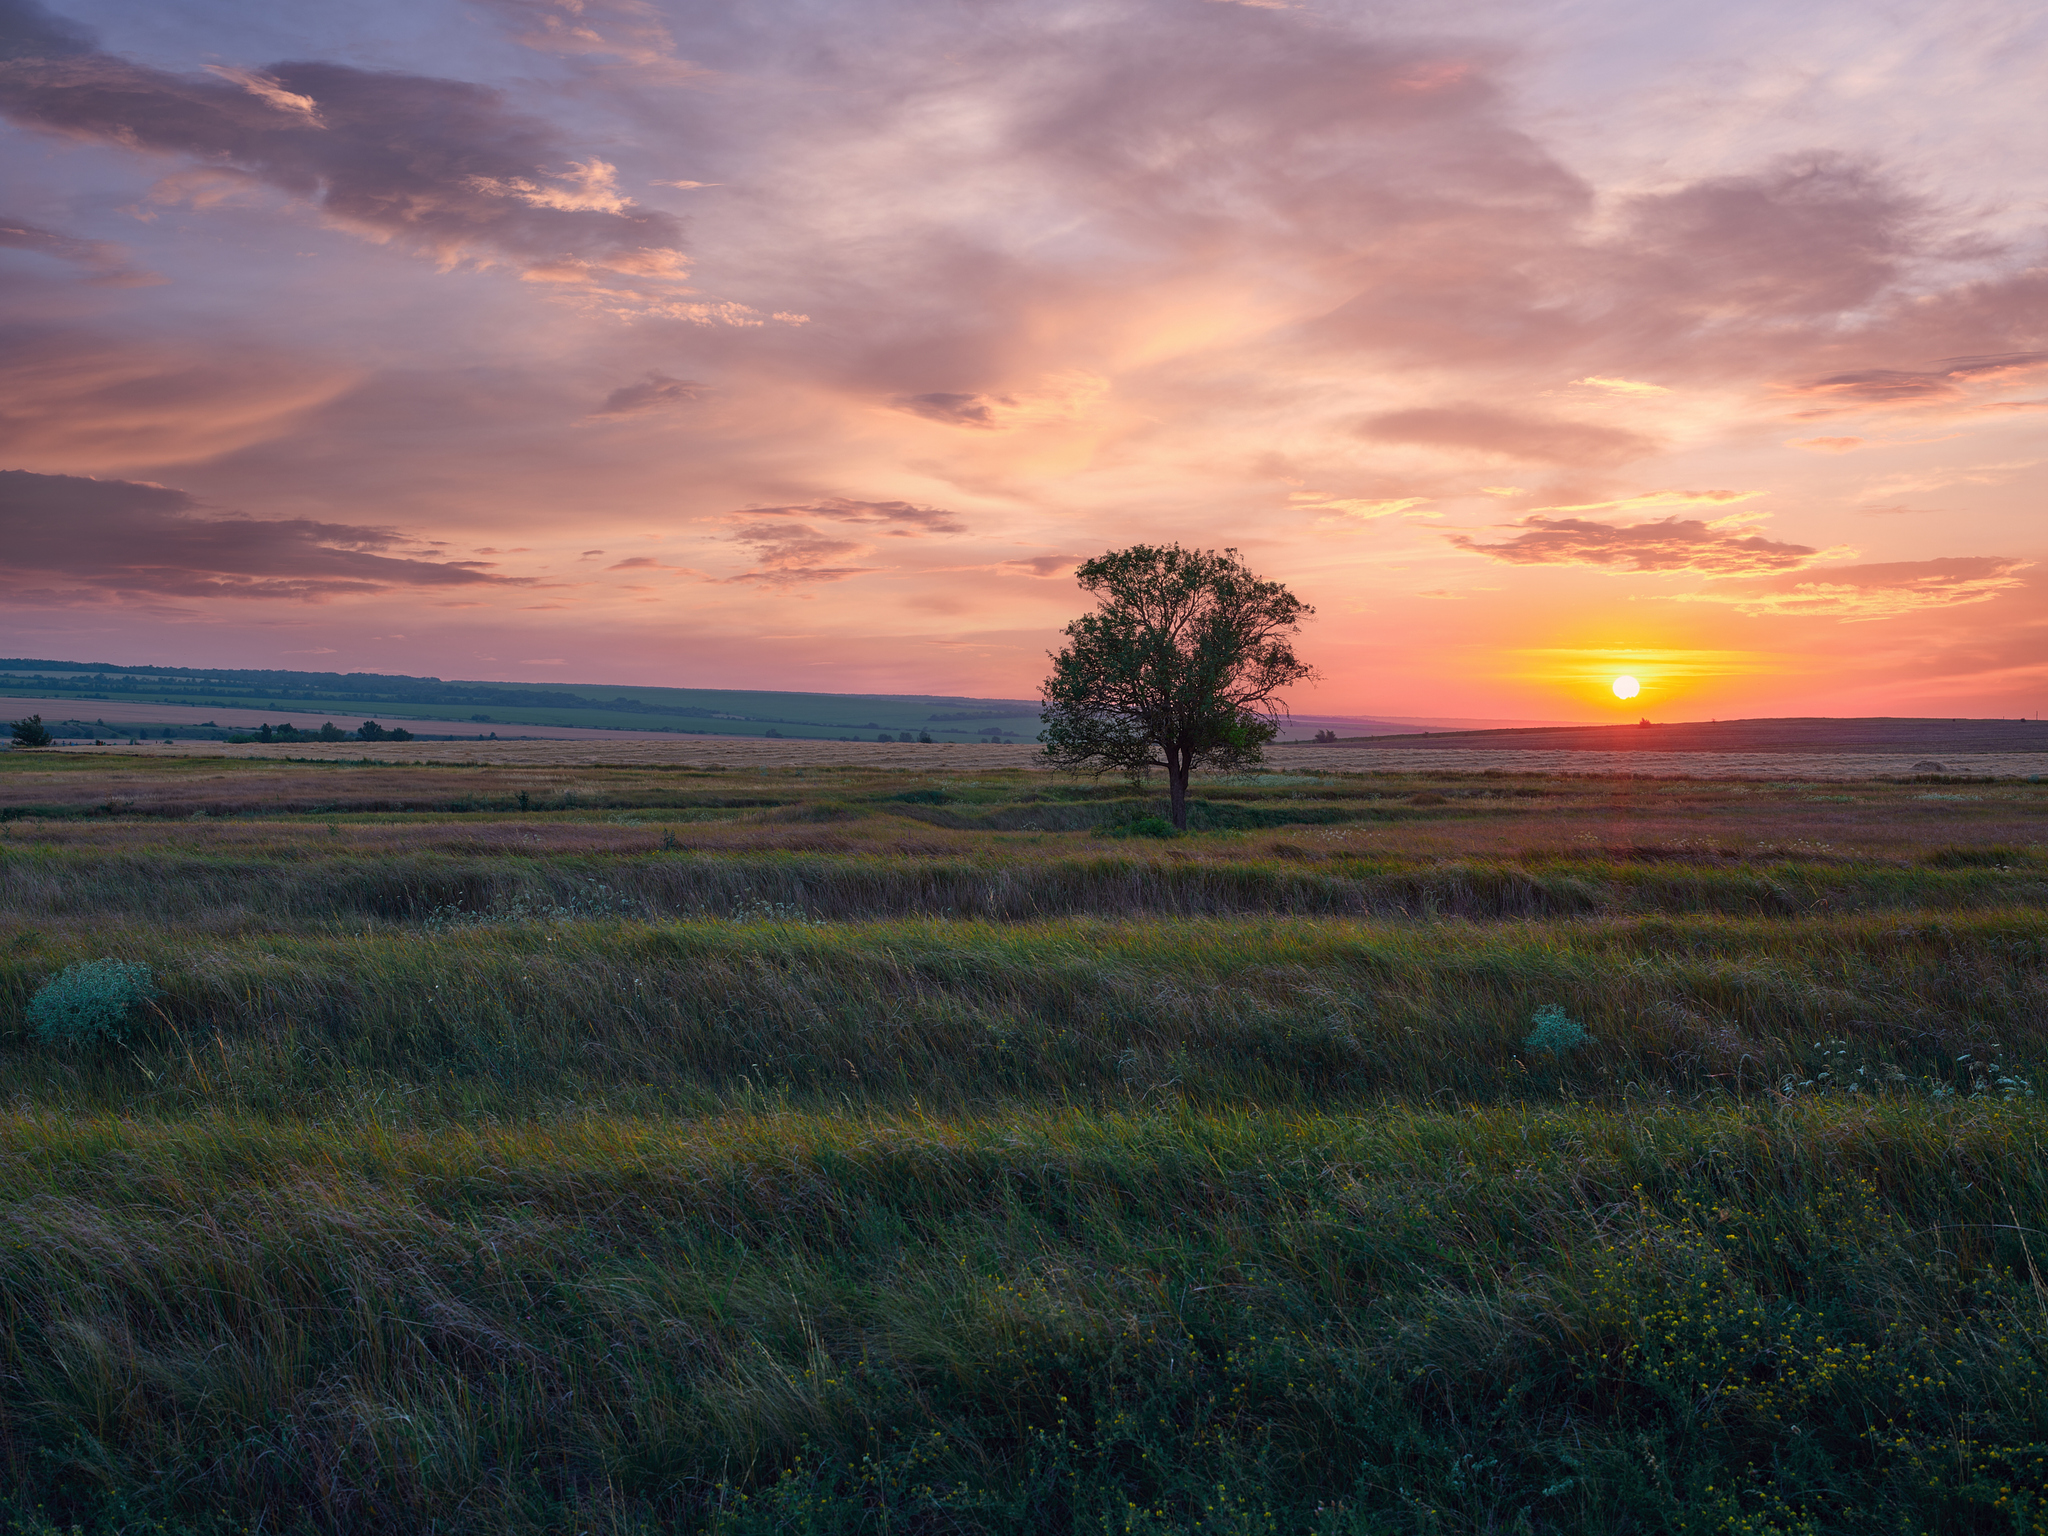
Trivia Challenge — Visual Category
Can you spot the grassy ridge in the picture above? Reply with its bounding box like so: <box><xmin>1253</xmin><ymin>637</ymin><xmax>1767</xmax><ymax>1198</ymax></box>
<box><xmin>1</xmin><ymin>911</ymin><xmax>2046</xmax><ymax>1120</ymax></box>
<box><xmin>0</xmin><ymin>757</ymin><xmax>2045</xmax><ymax>1532</ymax></box>
<box><xmin>6</xmin><ymin>836</ymin><xmax>2046</xmax><ymax>924</ymax></box>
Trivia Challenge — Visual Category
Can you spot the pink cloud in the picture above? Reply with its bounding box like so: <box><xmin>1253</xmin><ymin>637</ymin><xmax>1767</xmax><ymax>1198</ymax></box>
<box><xmin>1360</xmin><ymin>404</ymin><xmax>1656</xmax><ymax>467</ymax></box>
<box><xmin>1448</xmin><ymin>514</ymin><xmax>1828</xmax><ymax>576</ymax></box>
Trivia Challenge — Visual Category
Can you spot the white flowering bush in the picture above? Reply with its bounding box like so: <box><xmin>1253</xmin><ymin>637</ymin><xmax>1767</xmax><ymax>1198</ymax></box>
<box><xmin>27</xmin><ymin>959</ymin><xmax>158</xmax><ymax>1048</ymax></box>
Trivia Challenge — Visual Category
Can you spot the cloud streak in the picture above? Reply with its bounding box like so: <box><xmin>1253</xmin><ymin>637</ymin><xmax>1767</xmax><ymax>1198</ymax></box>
<box><xmin>722</xmin><ymin>498</ymin><xmax>967</xmax><ymax>585</ymax></box>
<box><xmin>1360</xmin><ymin>405</ymin><xmax>1656</xmax><ymax>467</ymax></box>
<box><xmin>0</xmin><ymin>469</ymin><xmax>529</xmax><ymax>601</ymax></box>
<box><xmin>594</xmin><ymin>373</ymin><xmax>702</xmax><ymax>415</ymax></box>
<box><xmin>1677</xmin><ymin>557</ymin><xmax>2030</xmax><ymax>619</ymax></box>
<box><xmin>0</xmin><ymin>213</ymin><xmax>153</xmax><ymax>284</ymax></box>
<box><xmin>1449</xmin><ymin>514</ymin><xmax>1830</xmax><ymax>575</ymax></box>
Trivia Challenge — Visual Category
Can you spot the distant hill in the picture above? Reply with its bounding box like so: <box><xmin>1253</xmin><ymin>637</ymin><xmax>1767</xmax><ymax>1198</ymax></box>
<box><xmin>0</xmin><ymin>659</ymin><xmax>1041</xmax><ymax>743</ymax></box>
<box><xmin>1292</xmin><ymin>716</ymin><xmax>2048</xmax><ymax>754</ymax></box>
<box><xmin>0</xmin><ymin>657</ymin><xmax>1600</xmax><ymax>746</ymax></box>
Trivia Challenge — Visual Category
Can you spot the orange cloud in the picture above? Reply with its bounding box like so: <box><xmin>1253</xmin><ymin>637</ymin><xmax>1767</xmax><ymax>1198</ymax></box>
<box><xmin>1677</xmin><ymin>557</ymin><xmax>2030</xmax><ymax>619</ymax></box>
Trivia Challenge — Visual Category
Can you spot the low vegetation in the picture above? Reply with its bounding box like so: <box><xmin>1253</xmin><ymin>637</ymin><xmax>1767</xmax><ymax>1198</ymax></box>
<box><xmin>0</xmin><ymin>750</ymin><xmax>2044</xmax><ymax>1532</ymax></box>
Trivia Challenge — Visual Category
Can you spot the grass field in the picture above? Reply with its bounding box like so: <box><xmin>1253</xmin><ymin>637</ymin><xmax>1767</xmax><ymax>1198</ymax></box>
<box><xmin>1</xmin><ymin>750</ymin><xmax>2046</xmax><ymax>1533</ymax></box>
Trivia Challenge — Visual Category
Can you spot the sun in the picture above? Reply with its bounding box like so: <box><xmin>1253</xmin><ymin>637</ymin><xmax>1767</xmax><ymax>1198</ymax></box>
<box><xmin>1611</xmin><ymin>675</ymin><xmax>1640</xmax><ymax>700</ymax></box>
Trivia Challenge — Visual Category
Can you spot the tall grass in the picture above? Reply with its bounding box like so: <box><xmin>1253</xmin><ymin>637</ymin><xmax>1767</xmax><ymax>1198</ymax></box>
<box><xmin>0</xmin><ymin>1104</ymin><xmax>2043</xmax><ymax>1532</ymax></box>
<box><xmin>0</xmin><ymin>761</ymin><xmax>2045</xmax><ymax>1531</ymax></box>
<box><xmin>5</xmin><ymin>839</ymin><xmax>2044</xmax><ymax>925</ymax></box>
<box><xmin>0</xmin><ymin>911</ymin><xmax>2043</xmax><ymax>1121</ymax></box>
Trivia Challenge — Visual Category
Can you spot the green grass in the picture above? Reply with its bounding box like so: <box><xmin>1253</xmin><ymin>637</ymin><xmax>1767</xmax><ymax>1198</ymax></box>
<box><xmin>2</xmin><ymin>910</ymin><xmax>2046</xmax><ymax>1121</ymax></box>
<box><xmin>0</xmin><ymin>758</ymin><xmax>2045</xmax><ymax>1532</ymax></box>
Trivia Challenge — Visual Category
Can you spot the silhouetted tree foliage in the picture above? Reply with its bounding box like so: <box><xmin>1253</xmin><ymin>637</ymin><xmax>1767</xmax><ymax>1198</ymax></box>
<box><xmin>8</xmin><ymin>714</ymin><xmax>52</xmax><ymax>748</ymax></box>
<box><xmin>1039</xmin><ymin>544</ymin><xmax>1315</xmax><ymax>829</ymax></box>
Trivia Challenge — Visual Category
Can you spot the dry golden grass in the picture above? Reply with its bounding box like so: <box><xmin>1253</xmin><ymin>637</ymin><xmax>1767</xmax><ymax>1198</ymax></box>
<box><xmin>39</xmin><ymin>735</ymin><xmax>2048</xmax><ymax>778</ymax></box>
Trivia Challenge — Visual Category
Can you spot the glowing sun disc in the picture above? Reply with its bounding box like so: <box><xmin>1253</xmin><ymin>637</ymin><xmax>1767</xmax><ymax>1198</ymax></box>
<box><xmin>1612</xmin><ymin>676</ymin><xmax>1641</xmax><ymax>700</ymax></box>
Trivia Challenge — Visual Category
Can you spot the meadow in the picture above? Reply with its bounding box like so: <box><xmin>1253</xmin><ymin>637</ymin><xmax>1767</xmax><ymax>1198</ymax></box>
<box><xmin>1</xmin><ymin>750</ymin><xmax>2045</xmax><ymax>1534</ymax></box>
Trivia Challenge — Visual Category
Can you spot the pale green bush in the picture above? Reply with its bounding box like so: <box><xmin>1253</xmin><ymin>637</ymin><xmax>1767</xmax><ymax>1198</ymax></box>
<box><xmin>27</xmin><ymin>959</ymin><xmax>158</xmax><ymax>1047</ymax></box>
<box><xmin>1524</xmin><ymin>1003</ymin><xmax>1595</xmax><ymax>1057</ymax></box>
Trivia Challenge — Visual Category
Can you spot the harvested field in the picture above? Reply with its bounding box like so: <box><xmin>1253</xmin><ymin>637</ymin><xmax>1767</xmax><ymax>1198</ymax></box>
<box><xmin>38</xmin><ymin>733</ymin><xmax>2048</xmax><ymax>778</ymax></box>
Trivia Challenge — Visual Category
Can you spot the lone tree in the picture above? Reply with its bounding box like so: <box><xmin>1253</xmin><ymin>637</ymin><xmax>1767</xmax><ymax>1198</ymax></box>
<box><xmin>1039</xmin><ymin>544</ymin><xmax>1315</xmax><ymax>829</ymax></box>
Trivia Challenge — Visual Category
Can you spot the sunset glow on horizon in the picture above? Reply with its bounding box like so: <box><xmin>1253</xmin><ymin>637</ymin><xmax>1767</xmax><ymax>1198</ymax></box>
<box><xmin>1</xmin><ymin>0</ymin><xmax>2042</xmax><ymax>720</ymax></box>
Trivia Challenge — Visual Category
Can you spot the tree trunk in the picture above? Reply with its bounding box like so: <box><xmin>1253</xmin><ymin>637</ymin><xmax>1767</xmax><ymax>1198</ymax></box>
<box><xmin>1168</xmin><ymin>750</ymin><xmax>1190</xmax><ymax>830</ymax></box>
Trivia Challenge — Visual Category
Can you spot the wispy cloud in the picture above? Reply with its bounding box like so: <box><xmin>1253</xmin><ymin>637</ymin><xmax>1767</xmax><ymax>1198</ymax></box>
<box><xmin>475</xmin><ymin>0</ymin><xmax>692</xmax><ymax>71</ymax></box>
<box><xmin>1676</xmin><ymin>557</ymin><xmax>2030</xmax><ymax>619</ymax></box>
<box><xmin>594</xmin><ymin>373</ymin><xmax>703</xmax><ymax>415</ymax></box>
<box><xmin>722</xmin><ymin>498</ymin><xmax>967</xmax><ymax>585</ymax></box>
<box><xmin>1449</xmin><ymin>513</ymin><xmax>1832</xmax><ymax>576</ymax></box>
<box><xmin>1572</xmin><ymin>376</ymin><xmax>1668</xmax><ymax>395</ymax></box>
<box><xmin>1359</xmin><ymin>405</ymin><xmax>1656</xmax><ymax>467</ymax></box>
<box><xmin>0</xmin><ymin>470</ymin><xmax>529</xmax><ymax>601</ymax></box>
<box><xmin>0</xmin><ymin>215</ymin><xmax>156</xmax><ymax>285</ymax></box>
<box><xmin>725</xmin><ymin>522</ymin><xmax>873</xmax><ymax>586</ymax></box>
<box><xmin>740</xmin><ymin>498</ymin><xmax>967</xmax><ymax>535</ymax></box>
<box><xmin>1782</xmin><ymin>353</ymin><xmax>2048</xmax><ymax>412</ymax></box>
<box><xmin>1290</xmin><ymin>492</ymin><xmax>1434</xmax><ymax>521</ymax></box>
<box><xmin>1529</xmin><ymin>489</ymin><xmax>1757</xmax><ymax>514</ymax></box>
<box><xmin>998</xmin><ymin>555</ymin><xmax>1079</xmax><ymax>577</ymax></box>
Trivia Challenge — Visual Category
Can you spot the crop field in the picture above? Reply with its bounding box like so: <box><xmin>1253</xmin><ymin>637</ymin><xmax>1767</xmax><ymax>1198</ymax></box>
<box><xmin>2</xmin><ymin>750</ymin><xmax>2047</xmax><ymax>1533</ymax></box>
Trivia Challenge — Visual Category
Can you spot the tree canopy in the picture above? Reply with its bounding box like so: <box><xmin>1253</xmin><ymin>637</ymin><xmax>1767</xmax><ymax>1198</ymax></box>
<box><xmin>1038</xmin><ymin>544</ymin><xmax>1315</xmax><ymax>829</ymax></box>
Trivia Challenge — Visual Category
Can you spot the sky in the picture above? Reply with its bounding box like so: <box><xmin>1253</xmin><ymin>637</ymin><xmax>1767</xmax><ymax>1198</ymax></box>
<box><xmin>1</xmin><ymin>0</ymin><xmax>2043</xmax><ymax>722</ymax></box>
